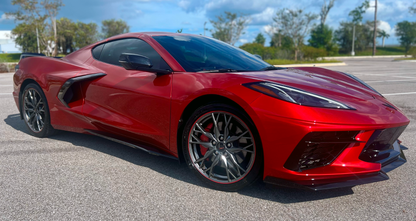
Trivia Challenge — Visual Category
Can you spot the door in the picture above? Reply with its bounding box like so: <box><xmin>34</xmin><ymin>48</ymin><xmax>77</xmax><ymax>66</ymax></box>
<box><xmin>83</xmin><ymin>38</ymin><xmax>173</xmax><ymax>151</ymax></box>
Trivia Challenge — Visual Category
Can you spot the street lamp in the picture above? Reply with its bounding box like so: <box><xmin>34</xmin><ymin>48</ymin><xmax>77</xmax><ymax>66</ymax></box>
<box><xmin>351</xmin><ymin>24</ymin><xmax>355</xmax><ymax>56</ymax></box>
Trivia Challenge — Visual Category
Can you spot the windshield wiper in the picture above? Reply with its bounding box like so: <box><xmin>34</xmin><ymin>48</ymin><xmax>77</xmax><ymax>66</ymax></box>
<box><xmin>260</xmin><ymin>66</ymin><xmax>287</xmax><ymax>71</ymax></box>
<box><xmin>197</xmin><ymin>69</ymin><xmax>248</xmax><ymax>73</ymax></box>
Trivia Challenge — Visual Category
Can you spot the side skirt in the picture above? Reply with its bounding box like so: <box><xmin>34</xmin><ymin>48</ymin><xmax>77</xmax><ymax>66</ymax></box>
<box><xmin>85</xmin><ymin>129</ymin><xmax>178</xmax><ymax>161</ymax></box>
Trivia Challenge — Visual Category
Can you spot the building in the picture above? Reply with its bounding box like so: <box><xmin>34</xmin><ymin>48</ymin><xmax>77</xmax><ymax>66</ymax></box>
<box><xmin>0</xmin><ymin>30</ymin><xmax>20</xmax><ymax>53</ymax></box>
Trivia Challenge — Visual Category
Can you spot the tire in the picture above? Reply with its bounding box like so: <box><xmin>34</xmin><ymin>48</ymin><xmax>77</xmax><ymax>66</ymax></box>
<box><xmin>182</xmin><ymin>103</ymin><xmax>263</xmax><ymax>191</ymax></box>
<box><xmin>21</xmin><ymin>83</ymin><xmax>56</xmax><ymax>137</ymax></box>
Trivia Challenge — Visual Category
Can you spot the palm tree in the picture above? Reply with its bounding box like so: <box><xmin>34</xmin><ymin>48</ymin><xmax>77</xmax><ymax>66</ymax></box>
<box><xmin>377</xmin><ymin>30</ymin><xmax>390</xmax><ymax>47</ymax></box>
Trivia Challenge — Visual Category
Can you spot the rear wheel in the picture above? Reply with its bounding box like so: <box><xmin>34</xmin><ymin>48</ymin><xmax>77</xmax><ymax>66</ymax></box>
<box><xmin>21</xmin><ymin>83</ymin><xmax>55</xmax><ymax>137</ymax></box>
<box><xmin>182</xmin><ymin>104</ymin><xmax>263</xmax><ymax>191</ymax></box>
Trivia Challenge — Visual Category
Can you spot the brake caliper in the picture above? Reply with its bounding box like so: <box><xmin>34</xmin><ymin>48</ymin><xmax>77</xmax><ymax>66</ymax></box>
<box><xmin>199</xmin><ymin>123</ymin><xmax>213</xmax><ymax>156</ymax></box>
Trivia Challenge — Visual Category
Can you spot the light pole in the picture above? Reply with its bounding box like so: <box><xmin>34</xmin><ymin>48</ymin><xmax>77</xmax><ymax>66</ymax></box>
<box><xmin>351</xmin><ymin>24</ymin><xmax>355</xmax><ymax>56</ymax></box>
<box><xmin>372</xmin><ymin>0</ymin><xmax>378</xmax><ymax>56</ymax></box>
<box><xmin>36</xmin><ymin>27</ymin><xmax>40</xmax><ymax>54</ymax></box>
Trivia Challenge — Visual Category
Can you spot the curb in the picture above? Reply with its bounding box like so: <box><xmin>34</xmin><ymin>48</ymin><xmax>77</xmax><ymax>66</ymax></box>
<box><xmin>324</xmin><ymin>55</ymin><xmax>406</xmax><ymax>60</ymax></box>
<box><xmin>274</xmin><ymin>62</ymin><xmax>346</xmax><ymax>67</ymax></box>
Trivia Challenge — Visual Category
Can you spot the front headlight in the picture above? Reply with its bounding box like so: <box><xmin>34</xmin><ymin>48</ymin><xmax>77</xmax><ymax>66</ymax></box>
<box><xmin>243</xmin><ymin>82</ymin><xmax>354</xmax><ymax>110</ymax></box>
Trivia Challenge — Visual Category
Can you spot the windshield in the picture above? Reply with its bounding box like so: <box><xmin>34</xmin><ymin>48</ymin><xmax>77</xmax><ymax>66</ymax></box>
<box><xmin>153</xmin><ymin>35</ymin><xmax>270</xmax><ymax>72</ymax></box>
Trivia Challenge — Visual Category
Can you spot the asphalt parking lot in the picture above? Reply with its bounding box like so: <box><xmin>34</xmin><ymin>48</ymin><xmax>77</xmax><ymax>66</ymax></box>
<box><xmin>0</xmin><ymin>58</ymin><xmax>415</xmax><ymax>220</ymax></box>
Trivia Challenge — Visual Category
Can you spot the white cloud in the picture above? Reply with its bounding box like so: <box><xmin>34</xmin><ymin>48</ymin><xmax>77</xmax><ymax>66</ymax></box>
<box><xmin>251</xmin><ymin>7</ymin><xmax>276</xmax><ymax>25</ymax></box>
<box><xmin>378</xmin><ymin>20</ymin><xmax>393</xmax><ymax>35</ymax></box>
<box><xmin>239</xmin><ymin>39</ymin><xmax>248</xmax><ymax>44</ymax></box>
<box><xmin>0</xmin><ymin>13</ymin><xmax>13</xmax><ymax>22</ymax></box>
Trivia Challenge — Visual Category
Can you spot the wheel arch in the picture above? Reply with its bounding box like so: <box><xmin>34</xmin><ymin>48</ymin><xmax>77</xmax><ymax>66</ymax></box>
<box><xmin>176</xmin><ymin>94</ymin><xmax>263</xmax><ymax>164</ymax></box>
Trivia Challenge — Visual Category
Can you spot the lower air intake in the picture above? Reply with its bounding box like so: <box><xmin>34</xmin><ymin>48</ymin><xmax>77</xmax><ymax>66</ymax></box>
<box><xmin>284</xmin><ymin>131</ymin><xmax>361</xmax><ymax>171</ymax></box>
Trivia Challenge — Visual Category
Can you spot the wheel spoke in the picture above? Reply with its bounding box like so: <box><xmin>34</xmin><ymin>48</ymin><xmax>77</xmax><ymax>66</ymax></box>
<box><xmin>223</xmin><ymin>114</ymin><xmax>232</xmax><ymax>138</ymax></box>
<box><xmin>194</xmin><ymin>149</ymin><xmax>215</xmax><ymax>164</ymax></box>
<box><xmin>25</xmin><ymin>97</ymin><xmax>34</xmax><ymax>107</ymax></box>
<box><xmin>227</xmin><ymin>148</ymin><xmax>254</xmax><ymax>154</ymax></box>
<box><xmin>228</xmin><ymin>153</ymin><xmax>245</xmax><ymax>174</ymax></box>
<box><xmin>205</xmin><ymin>155</ymin><xmax>220</xmax><ymax>178</ymax></box>
<box><xmin>222</xmin><ymin>155</ymin><xmax>231</xmax><ymax>182</ymax></box>
<box><xmin>226</xmin><ymin>130</ymin><xmax>248</xmax><ymax>143</ymax></box>
<box><xmin>195</xmin><ymin>123</ymin><xmax>216</xmax><ymax>140</ymax></box>
<box><xmin>190</xmin><ymin>134</ymin><xmax>213</xmax><ymax>149</ymax></box>
<box><xmin>211</xmin><ymin>113</ymin><xmax>220</xmax><ymax>139</ymax></box>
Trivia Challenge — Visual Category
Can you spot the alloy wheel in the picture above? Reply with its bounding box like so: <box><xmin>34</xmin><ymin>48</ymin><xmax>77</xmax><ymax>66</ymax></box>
<box><xmin>188</xmin><ymin>111</ymin><xmax>256</xmax><ymax>184</ymax></box>
<box><xmin>23</xmin><ymin>88</ymin><xmax>46</xmax><ymax>133</ymax></box>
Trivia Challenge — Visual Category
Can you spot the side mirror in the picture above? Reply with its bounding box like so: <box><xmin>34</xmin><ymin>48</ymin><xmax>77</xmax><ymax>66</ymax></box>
<box><xmin>254</xmin><ymin>54</ymin><xmax>262</xmax><ymax>60</ymax></box>
<box><xmin>119</xmin><ymin>53</ymin><xmax>153</xmax><ymax>70</ymax></box>
<box><xmin>119</xmin><ymin>53</ymin><xmax>171</xmax><ymax>75</ymax></box>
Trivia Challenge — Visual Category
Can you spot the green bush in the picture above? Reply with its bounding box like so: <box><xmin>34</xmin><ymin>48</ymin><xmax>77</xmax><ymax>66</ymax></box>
<box><xmin>408</xmin><ymin>47</ymin><xmax>416</xmax><ymax>58</ymax></box>
<box><xmin>302</xmin><ymin>46</ymin><xmax>327</xmax><ymax>60</ymax></box>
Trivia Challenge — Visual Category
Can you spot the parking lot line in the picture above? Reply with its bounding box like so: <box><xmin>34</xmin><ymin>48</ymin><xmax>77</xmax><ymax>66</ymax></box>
<box><xmin>383</xmin><ymin>92</ymin><xmax>416</xmax><ymax>96</ymax></box>
<box><xmin>366</xmin><ymin>79</ymin><xmax>416</xmax><ymax>83</ymax></box>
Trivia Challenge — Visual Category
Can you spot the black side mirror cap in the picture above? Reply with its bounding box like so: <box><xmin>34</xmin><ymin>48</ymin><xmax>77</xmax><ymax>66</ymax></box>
<box><xmin>119</xmin><ymin>53</ymin><xmax>172</xmax><ymax>75</ymax></box>
<box><xmin>254</xmin><ymin>54</ymin><xmax>262</xmax><ymax>60</ymax></box>
<box><xmin>119</xmin><ymin>53</ymin><xmax>153</xmax><ymax>70</ymax></box>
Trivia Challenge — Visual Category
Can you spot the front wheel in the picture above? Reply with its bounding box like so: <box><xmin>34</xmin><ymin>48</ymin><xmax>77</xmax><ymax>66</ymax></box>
<box><xmin>182</xmin><ymin>104</ymin><xmax>263</xmax><ymax>191</ymax></box>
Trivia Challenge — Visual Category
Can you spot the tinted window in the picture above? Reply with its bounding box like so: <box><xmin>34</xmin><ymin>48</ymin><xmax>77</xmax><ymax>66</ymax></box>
<box><xmin>92</xmin><ymin>44</ymin><xmax>104</xmax><ymax>59</ymax></box>
<box><xmin>153</xmin><ymin>35</ymin><xmax>270</xmax><ymax>72</ymax></box>
<box><xmin>98</xmin><ymin>38</ymin><xmax>170</xmax><ymax>70</ymax></box>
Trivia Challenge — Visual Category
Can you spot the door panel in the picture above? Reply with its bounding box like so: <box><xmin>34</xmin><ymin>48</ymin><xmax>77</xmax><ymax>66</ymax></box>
<box><xmin>83</xmin><ymin>60</ymin><xmax>172</xmax><ymax>151</ymax></box>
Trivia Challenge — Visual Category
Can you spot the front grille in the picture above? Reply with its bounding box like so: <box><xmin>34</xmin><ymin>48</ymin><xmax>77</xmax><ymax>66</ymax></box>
<box><xmin>284</xmin><ymin>131</ymin><xmax>361</xmax><ymax>171</ymax></box>
<box><xmin>359</xmin><ymin>125</ymin><xmax>407</xmax><ymax>163</ymax></box>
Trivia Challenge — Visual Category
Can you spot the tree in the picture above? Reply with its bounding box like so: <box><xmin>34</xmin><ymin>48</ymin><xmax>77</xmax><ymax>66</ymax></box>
<box><xmin>101</xmin><ymin>19</ymin><xmax>130</xmax><ymax>39</ymax></box>
<box><xmin>74</xmin><ymin>22</ymin><xmax>99</xmax><ymax>49</ymax></box>
<box><xmin>410</xmin><ymin>1</ymin><xmax>416</xmax><ymax>14</ymax></box>
<box><xmin>349</xmin><ymin>0</ymin><xmax>370</xmax><ymax>24</ymax></box>
<box><xmin>11</xmin><ymin>22</ymin><xmax>44</xmax><ymax>52</ymax></box>
<box><xmin>308</xmin><ymin>25</ymin><xmax>338</xmax><ymax>55</ymax></box>
<box><xmin>210</xmin><ymin>11</ymin><xmax>250</xmax><ymax>45</ymax></box>
<box><xmin>7</xmin><ymin>0</ymin><xmax>64</xmax><ymax>56</ymax></box>
<box><xmin>254</xmin><ymin>33</ymin><xmax>266</xmax><ymax>46</ymax></box>
<box><xmin>395</xmin><ymin>21</ymin><xmax>416</xmax><ymax>55</ymax></box>
<box><xmin>334</xmin><ymin>21</ymin><xmax>374</xmax><ymax>53</ymax></box>
<box><xmin>320</xmin><ymin>0</ymin><xmax>335</xmax><ymax>26</ymax></box>
<box><xmin>377</xmin><ymin>30</ymin><xmax>390</xmax><ymax>47</ymax></box>
<box><xmin>57</xmin><ymin>17</ymin><xmax>76</xmax><ymax>54</ymax></box>
<box><xmin>41</xmin><ymin>0</ymin><xmax>64</xmax><ymax>57</ymax></box>
<box><xmin>273</xmin><ymin>9</ymin><xmax>318</xmax><ymax>60</ymax></box>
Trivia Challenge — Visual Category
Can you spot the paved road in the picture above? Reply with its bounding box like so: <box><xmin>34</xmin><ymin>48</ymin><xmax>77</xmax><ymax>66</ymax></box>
<box><xmin>0</xmin><ymin>58</ymin><xmax>415</xmax><ymax>220</ymax></box>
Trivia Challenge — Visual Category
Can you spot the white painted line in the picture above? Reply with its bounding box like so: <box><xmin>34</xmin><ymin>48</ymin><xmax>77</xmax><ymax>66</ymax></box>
<box><xmin>393</xmin><ymin>76</ymin><xmax>416</xmax><ymax>79</ymax></box>
<box><xmin>366</xmin><ymin>79</ymin><xmax>416</xmax><ymax>83</ymax></box>
<box><xmin>383</xmin><ymin>92</ymin><xmax>416</xmax><ymax>96</ymax></box>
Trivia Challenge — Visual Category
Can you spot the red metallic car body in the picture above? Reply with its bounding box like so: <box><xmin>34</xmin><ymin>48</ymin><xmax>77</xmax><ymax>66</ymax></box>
<box><xmin>13</xmin><ymin>32</ymin><xmax>410</xmax><ymax>191</ymax></box>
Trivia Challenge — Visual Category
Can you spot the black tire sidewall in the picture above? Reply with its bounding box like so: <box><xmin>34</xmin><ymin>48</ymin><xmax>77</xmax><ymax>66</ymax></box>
<box><xmin>182</xmin><ymin>103</ymin><xmax>263</xmax><ymax>191</ymax></box>
<box><xmin>21</xmin><ymin>83</ymin><xmax>55</xmax><ymax>137</ymax></box>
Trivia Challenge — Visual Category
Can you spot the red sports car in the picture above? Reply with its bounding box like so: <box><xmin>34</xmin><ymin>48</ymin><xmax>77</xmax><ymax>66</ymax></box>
<box><xmin>13</xmin><ymin>32</ymin><xmax>409</xmax><ymax>191</ymax></box>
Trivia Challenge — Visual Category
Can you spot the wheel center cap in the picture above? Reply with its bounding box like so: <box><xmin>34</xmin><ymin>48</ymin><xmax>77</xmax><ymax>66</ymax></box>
<box><xmin>217</xmin><ymin>143</ymin><xmax>226</xmax><ymax>151</ymax></box>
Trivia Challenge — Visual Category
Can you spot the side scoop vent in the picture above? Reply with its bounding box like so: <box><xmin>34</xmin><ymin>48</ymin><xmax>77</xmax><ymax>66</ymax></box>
<box><xmin>58</xmin><ymin>73</ymin><xmax>106</xmax><ymax>108</ymax></box>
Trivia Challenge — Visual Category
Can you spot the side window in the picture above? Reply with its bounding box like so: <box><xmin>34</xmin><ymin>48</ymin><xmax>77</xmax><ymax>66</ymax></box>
<box><xmin>98</xmin><ymin>38</ymin><xmax>171</xmax><ymax>70</ymax></box>
<box><xmin>92</xmin><ymin>44</ymin><xmax>104</xmax><ymax>59</ymax></box>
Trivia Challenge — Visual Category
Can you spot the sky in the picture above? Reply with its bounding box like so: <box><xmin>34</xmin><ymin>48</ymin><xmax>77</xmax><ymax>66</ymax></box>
<box><xmin>0</xmin><ymin>0</ymin><xmax>416</xmax><ymax>47</ymax></box>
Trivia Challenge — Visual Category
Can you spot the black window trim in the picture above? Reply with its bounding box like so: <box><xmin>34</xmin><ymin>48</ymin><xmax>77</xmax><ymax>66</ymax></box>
<box><xmin>90</xmin><ymin>37</ymin><xmax>172</xmax><ymax>71</ymax></box>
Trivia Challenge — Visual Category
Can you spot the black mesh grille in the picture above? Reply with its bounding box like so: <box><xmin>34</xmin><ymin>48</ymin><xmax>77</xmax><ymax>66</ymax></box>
<box><xmin>284</xmin><ymin>131</ymin><xmax>361</xmax><ymax>171</ymax></box>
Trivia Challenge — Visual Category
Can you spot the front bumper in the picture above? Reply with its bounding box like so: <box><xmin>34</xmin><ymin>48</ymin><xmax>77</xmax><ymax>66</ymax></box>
<box><xmin>264</xmin><ymin>141</ymin><xmax>407</xmax><ymax>191</ymax></box>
